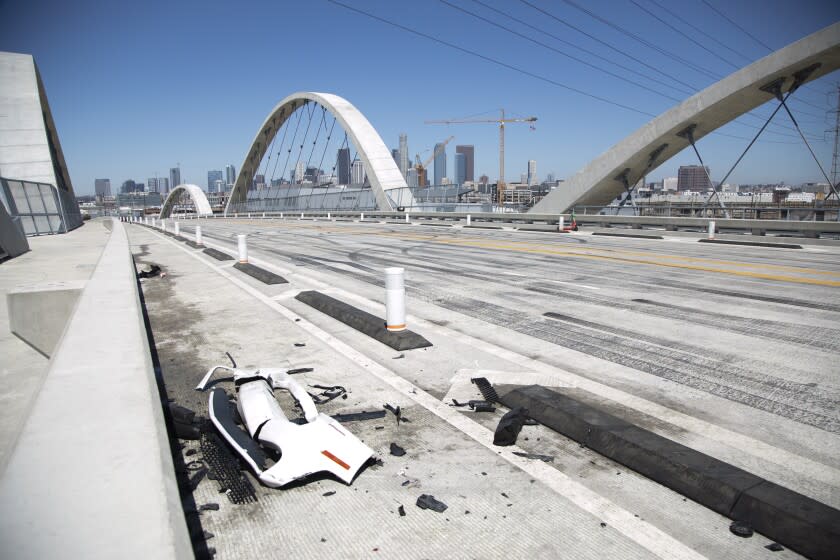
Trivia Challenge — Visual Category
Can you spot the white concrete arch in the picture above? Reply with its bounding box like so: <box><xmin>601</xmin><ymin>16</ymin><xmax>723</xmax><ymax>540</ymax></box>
<box><xmin>159</xmin><ymin>184</ymin><xmax>213</xmax><ymax>218</ymax></box>
<box><xmin>224</xmin><ymin>92</ymin><xmax>411</xmax><ymax>215</ymax></box>
<box><xmin>531</xmin><ymin>22</ymin><xmax>840</xmax><ymax>214</ymax></box>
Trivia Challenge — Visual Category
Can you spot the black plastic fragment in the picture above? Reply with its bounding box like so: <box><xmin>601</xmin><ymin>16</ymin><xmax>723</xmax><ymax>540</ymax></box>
<box><xmin>765</xmin><ymin>543</ymin><xmax>784</xmax><ymax>552</ymax></box>
<box><xmin>384</xmin><ymin>403</ymin><xmax>402</xmax><ymax>424</ymax></box>
<box><xmin>294</xmin><ymin>342</ymin><xmax>306</xmax><ymax>347</ymax></box>
<box><xmin>199</xmin><ymin>432</ymin><xmax>257</xmax><ymax>505</ymax></box>
<box><xmin>730</xmin><ymin>521</ymin><xmax>754</xmax><ymax>538</ymax></box>
<box><xmin>468</xmin><ymin>400</ymin><xmax>495</xmax><ymax>412</ymax></box>
<box><xmin>471</xmin><ymin>377</ymin><xmax>500</xmax><ymax>403</ymax></box>
<box><xmin>450</xmin><ymin>399</ymin><xmax>468</xmax><ymax>407</ymax></box>
<box><xmin>199</xmin><ymin>503</ymin><xmax>220</xmax><ymax>512</ymax></box>
<box><xmin>323</xmin><ymin>491</ymin><xmax>336</xmax><ymax>497</ymax></box>
<box><xmin>512</xmin><ymin>451</ymin><xmax>554</xmax><ymax>463</ymax></box>
<box><xmin>493</xmin><ymin>407</ymin><xmax>529</xmax><ymax>446</ymax></box>
<box><xmin>398</xmin><ymin>505</ymin><xmax>406</xmax><ymax>517</ymax></box>
<box><xmin>390</xmin><ymin>443</ymin><xmax>406</xmax><ymax>457</ymax></box>
<box><xmin>416</xmin><ymin>494</ymin><xmax>448</xmax><ymax>513</ymax></box>
<box><xmin>286</xmin><ymin>367</ymin><xmax>314</xmax><ymax>375</ymax></box>
<box><xmin>331</xmin><ymin>410</ymin><xmax>387</xmax><ymax>423</ymax></box>
<box><xmin>170</xmin><ymin>403</ymin><xmax>202</xmax><ymax>440</ymax></box>
<box><xmin>309</xmin><ymin>384</ymin><xmax>347</xmax><ymax>404</ymax></box>
<box><xmin>187</xmin><ymin>468</ymin><xmax>207</xmax><ymax>491</ymax></box>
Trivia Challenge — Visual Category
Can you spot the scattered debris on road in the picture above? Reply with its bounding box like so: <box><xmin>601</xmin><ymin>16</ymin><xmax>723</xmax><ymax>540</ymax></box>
<box><xmin>390</xmin><ymin>443</ymin><xmax>406</xmax><ymax>457</ymax></box>
<box><xmin>512</xmin><ymin>451</ymin><xmax>554</xmax><ymax>463</ymax></box>
<box><xmin>416</xmin><ymin>494</ymin><xmax>448</xmax><ymax>513</ymax></box>
<box><xmin>729</xmin><ymin>521</ymin><xmax>754</xmax><ymax>538</ymax></box>
<box><xmin>494</xmin><ymin>407</ymin><xmax>529</xmax><ymax>446</ymax></box>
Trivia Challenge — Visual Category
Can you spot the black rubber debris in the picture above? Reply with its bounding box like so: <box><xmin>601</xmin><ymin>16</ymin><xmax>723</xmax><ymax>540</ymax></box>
<box><xmin>185</xmin><ymin>448</ymin><xmax>197</xmax><ymax>456</ymax></box>
<box><xmin>287</xmin><ymin>367</ymin><xmax>314</xmax><ymax>375</ymax></box>
<box><xmin>512</xmin><ymin>451</ymin><xmax>554</xmax><ymax>463</ymax></box>
<box><xmin>323</xmin><ymin>491</ymin><xmax>336</xmax><ymax>497</ymax></box>
<box><xmin>450</xmin><ymin>399</ymin><xmax>468</xmax><ymax>407</ymax></box>
<box><xmin>416</xmin><ymin>494</ymin><xmax>448</xmax><ymax>513</ymax></box>
<box><xmin>199</xmin><ymin>503</ymin><xmax>220</xmax><ymax>512</ymax></box>
<box><xmin>203</xmin><ymin>248</ymin><xmax>234</xmax><ymax>261</ymax></box>
<box><xmin>137</xmin><ymin>264</ymin><xmax>161</xmax><ymax>279</ymax></box>
<box><xmin>331</xmin><ymin>410</ymin><xmax>387</xmax><ymax>423</ymax></box>
<box><xmin>390</xmin><ymin>443</ymin><xmax>406</xmax><ymax>457</ymax></box>
<box><xmin>295</xmin><ymin>291</ymin><xmax>432</xmax><ymax>351</ymax></box>
<box><xmin>187</xmin><ymin>468</ymin><xmax>207</xmax><ymax>491</ymax></box>
<box><xmin>384</xmin><ymin>403</ymin><xmax>403</xmax><ymax>424</ymax></box>
<box><xmin>730</xmin><ymin>521</ymin><xmax>754</xmax><ymax>538</ymax></box>
<box><xmin>471</xmin><ymin>377</ymin><xmax>500</xmax><ymax>403</ymax></box>
<box><xmin>493</xmin><ymin>407</ymin><xmax>529</xmax><ymax>446</ymax></box>
<box><xmin>765</xmin><ymin>543</ymin><xmax>784</xmax><ymax>552</ymax></box>
<box><xmin>233</xmin><ymin>262</ymin><xmax>288</xmax><ymax>284</ymax></box>
<box><xmin>468</xmin><ymin>400</ymin><xmax>495</xmax><ymax>412</ymax></box>
<box><xmin>294</xmin><ymin>342</ymin><xmax>306</xmax><ymax>347</ymax></box>
<box><xmin>309</xmin><ymin>384</ymin><xmax>347</xmax><ymax>404</ymax></box>
<box><xmin>169</xmin><ymin>403</ymin><xmax>202</xmax><ymax>440</ymax></box>
<box><xmin>398</xmin><ymin>505</ymin><xmax>406</xmax><ymax>517</ymax></box>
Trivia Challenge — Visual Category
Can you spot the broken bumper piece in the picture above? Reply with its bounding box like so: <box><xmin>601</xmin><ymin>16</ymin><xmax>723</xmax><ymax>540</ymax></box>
<box><xmin>199</xmin><ymin>364</ymin><xmax>374</xmax><ymax>487</ymax></box>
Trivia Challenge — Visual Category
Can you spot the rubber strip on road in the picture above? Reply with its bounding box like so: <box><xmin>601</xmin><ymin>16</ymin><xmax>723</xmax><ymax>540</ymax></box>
<box><xmin>498</xmin><ymin>384</ymin><xmax>840</xmax><ymax>560</ymax></box>
<box><xmin>233</xmin><ymin>262</ymin><xmax>288</xmax><ymax>285</ymax></box>
<box><xmin>203</xmin><ymin>247</ymin><xmax>234</xmax><ymax>261</ymax></box>
<box><xmin>295</xmin><ymin>290</ymin><xmax>432</xmax><ymax>351</ymax></box>
<box><xmin>593</xmin><ymin>232</ymin><xmax>664</xmax><ymax>239</ymax></box>
<box><xmin>698</xmin><ymin>239</ymin><xmax>802</xmax><ymax>249</ymax></box>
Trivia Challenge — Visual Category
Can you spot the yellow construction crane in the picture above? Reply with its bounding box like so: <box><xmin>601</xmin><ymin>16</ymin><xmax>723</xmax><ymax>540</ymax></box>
<box><xmin>415</xmin><ymin>135</ymin><xmax>455</xmax><ymax>187</ymax></box>
<box><xmin>425</xmin><ymin>110</ymin><xmax>537</xmax><ymax>205</ymax></box>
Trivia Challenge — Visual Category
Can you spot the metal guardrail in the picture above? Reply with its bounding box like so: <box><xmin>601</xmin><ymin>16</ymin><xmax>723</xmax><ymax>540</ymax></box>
<box><xmin>193</xmin><ymin>210</ymin><xmax>840</xmax><ymax>238</ymax></box>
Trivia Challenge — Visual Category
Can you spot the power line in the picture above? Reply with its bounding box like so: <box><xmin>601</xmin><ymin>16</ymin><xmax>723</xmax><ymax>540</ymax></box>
<box><xmin>326</xmin><ymin>0</ymin><xmax>807</xmax><ymax>145</ymax></box>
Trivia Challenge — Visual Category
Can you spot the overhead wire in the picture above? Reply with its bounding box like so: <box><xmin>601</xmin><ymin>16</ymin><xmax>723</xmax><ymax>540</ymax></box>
<box><xmin>326</xmin><ymin>0</ymin><xmax>808</xmax><ymax>146</ymax></box>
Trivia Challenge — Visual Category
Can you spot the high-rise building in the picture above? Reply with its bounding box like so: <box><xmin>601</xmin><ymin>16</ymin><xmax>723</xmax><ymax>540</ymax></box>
<box><xmin>225</xmin><ymin>164</ymin><xmax>236</xmax><ymax>187</ymax></box>
<box><xmin>207</xmin><ymin>170</ymin><xmax>223</xmax><ymax>192</ymax></box>
<box><xmin>135</xmin><ymin>182</ymin><xmax>145</xmax><ymax>192</ymax></box>
<box><xmin>455</xmin><ymin>145</ymin><xmax>474</xmax><ymax>182</ymax></box>
<box><xmin>147</xmin><ymin>177</ymin><xmax>160</xmax><ymax>193</ymax></box>
<box><xmin>455</xmin><ymin>153</ymin><xmax>466</xmax><ymax>185</ymax></box>
<box><xmin>351</xmin><ymin>160</ymin><xmax>365</xmax><ymax>186</ymax></box>
<box><xmin>159</xmin><ymin>177</ymin><xmax>169</xmax><ymax>194</ymax></box>
<box><xmin>677</xmin><ymin>165</ymin><xmax>712</xmax><ymax>191</ymax></box>
<box><xmin>398</xmin><ymin>133</ymin><xmax>408</xmax><ymax>179</ymax></box>
<box><xmin>434</xmin><ymin>143</ymin><xmax>447</xmax><ymax>186</ymax></box>
<box><xmin>527</xmin><ymin>160</ymin><xmax>537</xmax><ymax>186</ymax></box>
<box><xmin>663</xmin><ymin>177</ymin><xmax>678</xmax><ymax>191</ymax></box>
<box><xmin>94</xmin><ymin>178</ymin><xmax>111</xmax><ymax>198</ymax></box>
<box><xmin>121</xmin><ymin>180</ymin><xmax>137</xmax><ymax>194</ymax></box>
<box><xmin>294</xmin><ymin>161</ymin><xmax>305</xmax><ymax>183</ymax></box>
<box><xmin>214</xmin><ymin>179</ymin><xmax>225</xmax><ymax>193</ymax></box>
<box><xmin>253</xmin><ymin>174</ymin><xmax>266</xmax><ymax>190</ymax></box>
<box><xmin>406</xmin><ymin>167</ymin><xmax>419</xmax><ymax>188</ymax></box>
<box><xmin>337</xmin><ymin>148</ymin><xmax>351</xmax><ymax>185</ymax></box>
<box><xmin>479</xmin><ymin>174</ymin><xmax>489</xmax><ymax>186</ymax></box>
<box><xmin>169</xmin><ymin>167</ymin><xmax>181</xmax><ymax>189</ymax></box>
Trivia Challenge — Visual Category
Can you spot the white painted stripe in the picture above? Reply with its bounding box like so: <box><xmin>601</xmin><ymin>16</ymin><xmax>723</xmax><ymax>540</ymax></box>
<box><xmin>148</xmin><ymin>227</ymin><xmax>707</xmax><ymax>560</ymax></box>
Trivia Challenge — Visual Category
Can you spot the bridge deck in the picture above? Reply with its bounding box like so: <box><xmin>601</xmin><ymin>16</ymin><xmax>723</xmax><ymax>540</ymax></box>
<box><xmin>130</xmin><ymin>217</ymin><xmax>840</xmax><ymax>559</ymax></box>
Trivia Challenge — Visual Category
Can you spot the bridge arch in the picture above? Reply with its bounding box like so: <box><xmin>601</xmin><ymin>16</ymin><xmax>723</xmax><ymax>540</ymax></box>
<box><xmin>159</xmin><ymin>184</ymin><xmax>213</xmax><ymax>218</ymax></box>
<box><xmin>531</xmin><ymin>22</ymin><xmax>840</xmax><ymax>214</ymax></box>
<box><xmin>225</xmin><ymin>92</ymin><xmax>411</xmax><ymax>215</ymax></box>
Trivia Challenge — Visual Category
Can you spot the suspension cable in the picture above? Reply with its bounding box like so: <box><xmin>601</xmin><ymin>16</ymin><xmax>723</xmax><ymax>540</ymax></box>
<box><xmin>280</xmin><ymin>106</ymin><xmax>305</xmax><ymax>184</ymax></box>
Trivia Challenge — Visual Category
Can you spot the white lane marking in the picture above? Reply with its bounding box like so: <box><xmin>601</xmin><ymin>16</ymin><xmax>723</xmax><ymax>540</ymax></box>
<box><xmin>147</xmin><ymin>226</ymin><xmax>707</xmax><ymax>560</ymax></box>
<box><xmin>185</xmin><ymin>224</ymin><xmax>840</xmax><ymax>488</ymax></box>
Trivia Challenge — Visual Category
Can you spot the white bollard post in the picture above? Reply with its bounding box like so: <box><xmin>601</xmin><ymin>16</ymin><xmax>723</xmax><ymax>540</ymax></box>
<box><xmin>262</xmin><ymin>212</ymin><xmax>265</xmax><ymax>219</ymax></box>
<box><xmin>466</xmin><ymin>214</ymin><xmax>471</xmax><ymax>226</ymax></box>
<box><xmin>327</xmin><ymin>212</ymin><xmax>331</xmax><ymax>220</ymax></box>
<box><xmin>360</xmin><ymin>212</ymin><xmax>364</xmax><ymax>221</ymax></box>
<box><xmin>280</xmin><ymin>212</ymin><xmax>284</xmax><ymax>219</ymax></box>
<box><xmin>385</xmin><ymin>267</ymin><xmax>406</xmax><ymax>332</ymax></box>
<box><xmin>237</xmin><ymin>234</ymin><xmax>248</xmax><ymax>263</ymax></box>
<box><xmin>405</xmin><ymin>213</ymin><xmax>410</xmax><ymax>223</ymax></box>
<box><xmin>151</xmin><ymin>218</ymin><xmax>156</xmax><ymax>228</ymax></box>
<box><xmin>174</xmin><ymin>222</ymin><xmax>180</xmax><ymax>236</ymax></box>
<box><xmin>300</xmin><ymin>213</ymin><xmax>304</xmax><ymax>220</ymax></box>
<box><xmin>195</xmin><ymin>226</ymin><xmax>203</xmax><ymax>246</ymax></box>
<box><xmin>708</xmin><ymin>220</ymin><xmax>716</xmax><ymax>239</ymax></box>
<box><xmin>558</xmin><ymin>216</ymin><xmax>565</xmax><ymax>231</ymax></box>
<box><xmin>162</xmin><ymin>220</ymin><xmax>167</xmax><ymax>233</ymax></box>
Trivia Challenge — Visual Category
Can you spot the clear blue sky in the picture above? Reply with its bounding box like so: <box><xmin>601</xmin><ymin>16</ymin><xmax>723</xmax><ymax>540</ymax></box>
<box><xmin>1</xmin><ymin>0</ymin><xmax>838</xmax><ymax>194</ymax></box>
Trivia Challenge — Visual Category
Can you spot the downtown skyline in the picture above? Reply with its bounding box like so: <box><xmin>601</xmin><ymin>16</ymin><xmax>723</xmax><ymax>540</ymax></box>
<box><xmin>1</xmin><ymin>0</ymin><xmax>838</xmax><ymax>195</ymax></box>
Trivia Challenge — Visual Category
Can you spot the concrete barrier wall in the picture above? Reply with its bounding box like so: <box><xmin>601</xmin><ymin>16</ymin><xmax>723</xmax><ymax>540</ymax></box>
<box><xmin>0</xmin><ymin>219</ymin><xmax>192</xmax><ymax>559</ymax></box>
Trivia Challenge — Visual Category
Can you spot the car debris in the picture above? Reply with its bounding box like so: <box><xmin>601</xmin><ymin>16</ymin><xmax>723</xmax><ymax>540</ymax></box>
<box><xmin>331</xmin><ymin>410</ymin><xmax>387</xmax><ymax>423</ymax></box>
<box><xmin>398</xmin><ymin>505</ymin><xmax>406</xmax><ymax>516</ymax></box>
<box><xmin>416</xmin><ymin>494</ymin><xmax>448</xmax><ymax>513</ymax></box>
<box><xmin>199</xmin><ymin>503</ymin><xmax>220</xmax><ymax>512</ymax></box>
<box><xmin>729</xmin><ymin>520</ymin><xmax>754</xmax><ymax>538</ymax></box>
<box><xmin>196</xmin><ymin>363</ymin><xmax>374</xmax><ymax>488</ymax></box>
<box><xmin>390</xmin><ymin>443</ymin><xmax>406</xmax><ymax>457</ymax></box>
<box><xmin>169</xmin><ymin>403</ymin><xmax>202</xmax><ymax>440</ymax></box>
<box><xmin>136</xmin><ymin>263</ymin><xmax>162</xmax><ymax>279</ymax></box>
<box><xmin>322</xmin><ymin>491</ymin><xmax>336</xmax><ymax>497</ymax></box>
<box><xmin>286</xmin><ymin>367</ymin><xmax>314</xmax><ymax>375</ymax></box>
<box><xmin>470</xmin><ymin>377</ymin><xmax>500</xmax><ymax>403</ymax></box>
<box><xmin>468</xmin><ymin>400</ymin><xmax>495</xmax><ymax>412</ymax></box>
<box><xmin>200</xmin><ymin>432</ymin><xmax>258</xmax><ymax>504</ymax></box>
<box><xmin>493</xmin><ymin>407</ymin><xmax>529</xmax><ymax>446</ymax></box>
<box><xmin>512</xmin><ymin>451</ymin><xmax>554</xmax><ymax>463</ymax></box>
<box><xmin>294</xmin><ymin>342</ymin><xmax>306</xmax><ymax>347</ymax></box>
<box><xmin>384</xmin><ymin>403</ymin><xmax>403</xmax><ymax>424</ymax></box>
<box><xmin>765</xmin><ymin>543</ymin><xmax>784</xmax><ymax>552</ymax></box>
<box><xmin>308</xmin><ymin>384</ymin><xmax>347</xmax><ymax>404</ymax></box>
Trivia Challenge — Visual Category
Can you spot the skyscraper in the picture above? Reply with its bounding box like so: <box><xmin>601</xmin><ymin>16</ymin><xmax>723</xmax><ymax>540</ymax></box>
<box><xmin>120</xmin><ymin>179</ymin><xmax>137</xmax><ymax>194</ymax></box>
<box><xmin>94</xmin><ymin>178</ymin><xmax>111</xmax><ymax>198</ymax></box>
<box><xmin>351</xmin><ymin>160</ymin><xmax>365</xmax><ymax>186</ymax></box>
<box><xmin>391</xmin><ymin>148</ymin><xmax>399</xmax><ymax>166</ymax></box>
<box><xmin>434</xmin><ymin>143</ymin><xmax>447</xmax><ymax>186</ymax></box>
<box><xmin>455</xmin><ymin>153</ymin><xmax>466</xmax><ymax>185</ymax></box>
<box><xmin>225</xmin><ymin>164</ymin><xmax>236</xmax><ymax>187</ymax></box>
<box><xmin>159</xmin><ymin>177</ymin><xmax>169</xmax><ymax>194</ymax></box>
<box><xmin>527</xmin><ymin>160</ymin><xmax>537</xmax><ymax>186</ymax></box>
<box><xmin>207</xmin><ymin>170</ymin><xmax>223</xmax><ymax>192</ymax></box>
<box><xmin>170</xmin><ymin>167</ymin><xmax>181</xmax><ymax>189</ymax></box>
<box><xmin>294</xmin><ymin>161</ymin><xmax>305</xmax><ymax>183</ymax></box>
<box><xmin>398</xmin><ymin>133</ymin><xmax>408</xmax><ymax>179</ymax></box>
<box><xmin>406</xmin><ymin>167</ymin><xmax>419</xmax><ymax>188</ymax></box>
<box><xmin>677</xmin><ymin>165</ymin><xmax>712</xmax><ymax>191</ymax></box>
<box><xmin>337</xmin><ymin>148</ymin><xmax>351</xmax><ymax>185</ymax></box>
<box><xmin>455</xmin><ymin>145</ymin><xmax>474</xmax><ymax>182</ymax></box>
<box><xmin>147</xmin><ymin>177</ymin><xmax>160</xmax><ymax>193</ymax></box>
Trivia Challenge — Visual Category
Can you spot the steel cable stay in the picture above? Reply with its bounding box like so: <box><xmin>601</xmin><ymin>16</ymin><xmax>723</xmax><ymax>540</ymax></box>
<box><xmin>613</xmin><ymin>143</ymin><xmax>669</xmax><ymax>216</ymax></box>
<box><xmin>268</xmin><ymin>111</ymin><xmax>293</xmax><ymax>185</ymax></box>
<box><xmin>279</xmin><ymin>106</ymin><xmax>306</xmax><ymax>188</ymax></box>
<box><xmin>302</xmin><ymin>107</ymin><xmax>328</xmax><ymax>209</ymax></box>
<box><xmin>292</xmin><ymin>102</ymin><xmax>317</xmax><ymax>182</ymax></box>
